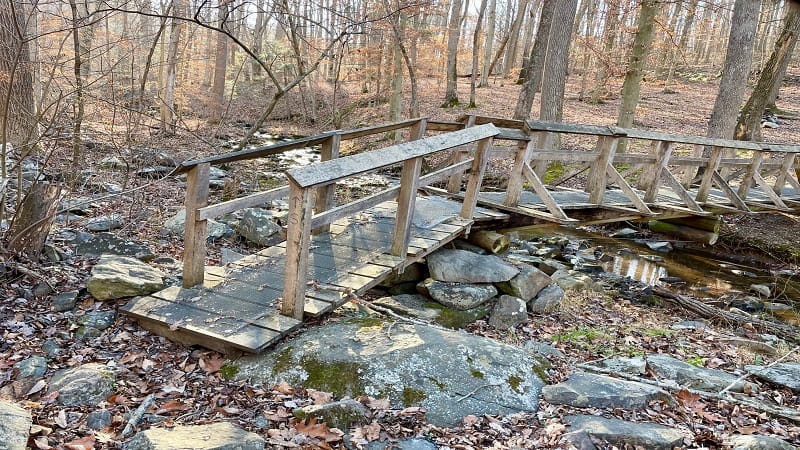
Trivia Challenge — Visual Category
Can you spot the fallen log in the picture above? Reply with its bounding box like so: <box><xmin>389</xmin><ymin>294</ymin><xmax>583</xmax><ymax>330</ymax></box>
<box><xmin>468</xmin><ymin>230</ymin><xmax>510</xmax><ymax>254</ymax></box>
<box><xmin>660</xmin><ymin>216</ymin><xmax>721</xmax><ymax>233</ymax></box>
<box><xmin>652</xmin><ymin>286</ymin><xmax>800</xmax><ymax>343</ymax></box>
<box><xmin>648</xmin><ymin>220</ymin><xmax>719</xmax><ymax>245</ymax></box>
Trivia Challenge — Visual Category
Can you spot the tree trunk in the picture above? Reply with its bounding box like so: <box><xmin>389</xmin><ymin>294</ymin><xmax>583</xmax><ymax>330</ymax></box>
<box><xmin>162</xmin><ymin>0</ymin><xmax>185</xmax><ymax>134</ymax></box>
<box><xmin>616</xmin><ymin>0</ymin><xmax>660</xmax><ymax>149</ymax></box>
<box><xmin>469</xmin><ymin>0</ymin><xmax>488</xmax><ymax>107</ymax></box>
<box><xmin>539</xmin><ymin>0</ymin><xmax>579</xmax><ymax>123</ymax></box>
<box><xmin>210</xmin><ymin>1</ymin><xmax>230</xmax><ymax>123</ymax></box>
<box><xmin>251</xmin><ymin>0</ymin><xmax>266</xmax><ymax>79</ymax></box>
<box><xmin>442</xmin><ymin>0</ymin><xmax>464</xmax><ymax>107</ymax></box>
<box><xmin>502</xmin><ymin>0</ymin><xmax>529</xmax><ymax>78</ymax></box>
<box><xmin>388</xmin><ymin>12</ymin><xmax>404</xmax><ymax>132</ymax></box>
<box><xmin>6</xmin><ymin>183</ymin><xmax>61</xmax><ymax>258</ymax></box>
<box><xmin>590</xmin><ymin>0</ymin><xmax>621</xmax><ymax>103</ymax></box>
<box><xmin>735</xmin><ymin>5</ymin><xmax>800</xmax><ymax>141</ymax></box>
<box><xmin>512</xmin><ymin>0</ymin><xmax>554</xmax><ymax>119</ymax></box>
<box><xmin>479</xmin><ymin>0</ymin><xmax>496</xmax><ymax>87</ymax></box>
<box><xmin>706</xmin><ymin>0</ymin><xmax>760</xmax><ymax>142</ymax></box>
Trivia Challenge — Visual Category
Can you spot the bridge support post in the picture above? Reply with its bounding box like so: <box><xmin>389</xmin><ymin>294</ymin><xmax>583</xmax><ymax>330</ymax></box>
<box><xmin>640</xmin><ymin>140</ymin><xmax>673</xmax><ymax>203</ymax></box>
<box><xmin>283</xmin><ymin>180</ymin><xmax>314</xmax><ymax>320</ymax></box>
<box><xmin>183</xmin><ymin>163</ymin><xmax>210</xmax><ymax>288</ymax></box>
<box><xmin>313</xmin><ymin>134</ymin><xmax>341</xmax><ymax>234</ymax></box>
<box><xmin>461</xmin><ymin>137</ymin><xmax>493</xmax><ymax>219</ymax></box>
<box><xmin>774</xmin><ymin>153</ymin><xmax>796</xmax><ymax>195</ymax></box>
<box><xmin>391</xmin><ymin>157</ymin><xmax>423</xmax><ymax>257</ymax></box>
<box><xmin>587</xmin><ymin>136</ymin><xmax>619</xmax><ymax>204</ymax></box>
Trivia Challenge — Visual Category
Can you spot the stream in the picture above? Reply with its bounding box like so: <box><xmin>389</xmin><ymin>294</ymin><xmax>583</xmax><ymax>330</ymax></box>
<box><xmin>506</xmin><ymin>224</ymin><xmax>800</xmax><ymax>326</ymax></box>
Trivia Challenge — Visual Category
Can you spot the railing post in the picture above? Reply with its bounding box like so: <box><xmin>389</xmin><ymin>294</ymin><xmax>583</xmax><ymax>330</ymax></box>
<box><xmin>639</xmin><ymin>140</ymin><xmax>673</xmax><ymax>203</ymax></box>
<box><xmin>696</xmin><ymin>145</ymin><xmax>723</xmax><ymax>202</ymax></box>
<box><xmin>773</xmin><ymin>153</ymin><xmax>796</xmax><ymax>195</ymax></box>
<box><xmin>587</xmin><ymin>136</ymin><xmax>619</xmax><ymax>204</ymax></box>
<box><xmin>283</xmin><ymin>179</ymin><xmax>314</xmax><ymax>320</ymax></box>
<box><xmin>461</xmin><ymin>137</ymin><xmax>493</xmax><ymax>219</ymax></box>
<box><xmin>183</xmin><ymin>163</ymin><xmax>210</xmax><ymax>288</ymax></box>
<box><xmin>408</xmin><ymin>118</ymin><xmax>428</xmax><ymax>141</ymax></box>
<box><xmin>446</xmin><ymin>115</ymin><xmax>476</xmax><ymax>193</ymax></box>
<box><xmin>391</xmin><ymin>157</ymin><xmax>423</xmax><ymax>257</ymax></box>
<box><xmin>504</xmin><ymin>140</ymin><xmax>533</xmax><ymax>207</ymax></box>
<box><xmin>738</xmin><ymin>150</ymin><xmax>763</xmax><ymax>199</ymax></box>
<box><xmin>313</xmin><ymin>133</ymin><xmax>341</xmax><ymax>234</ymax></box>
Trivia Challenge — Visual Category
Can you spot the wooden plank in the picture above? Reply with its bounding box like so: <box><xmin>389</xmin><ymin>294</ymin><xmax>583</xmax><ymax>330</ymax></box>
<box><xmin>773</xmin><ymin>153</ymin><xmax>796</xmax><ymax>195</ymax></box>
<box><xmin>288</xmin><ymin>124</ymin><xmax>500</xmax><ymax>188</ymax></box>
<box><xmin>425</xmin><ymin>120</ymin><xmax>463</xmax><ymax>131</ymax></box>
<box><xmin>446</xmin><ymin>115</ymin><xmax>477</xmax><ymax>193</ymax></box>
<box><xmin>521</xmin><ymin>163</ymin><xmax>570</xmax><ymax>219</ymax></box>
<box><xmin>504</xmin><ymin>141</ymin><xmax>532</xmax><ymax>207</ymax></box>
<box><xmin>176</xmin><ymin>133</ymin><xmax>335</xmax><ymax>174</ymax></box>
<box><xmin>737</xmin><ymin>151</ymin><xmax>763</xmax><ymax>199</ymax></box>
<box><xmin>183</xmin><ymin>163</ymin><xmax>210</xmax><ymax>288</ymax></box>
<box><xmin>532</xmin><ymin>131</ymin><xmax>556</xmax><ymax>177</ymax></box>
<box><xmin>462</xmin><ymin>114</ymin><xmax>525</xmax><ymax>129</ymax></box>
<box><xmin>408</xmin><ymin>118</ymin><xmax>428</xmax><ymax>140</ymax></box>
<box><xmin>752</xmin><ymin>171</ymin><xmax>788</xmax><ymax>209</ymax></box>
<box><xmin>391</xmin><ymin>157</ymin><xmax>423</xmax><ymax>256</ymax></box>
<box><xmin>711</xmin><ymin>172</ymin><xmax>750</xmax><ymax>212</ymax></box>
<box><xmin>529</xmin><ymin>151</ymin><xmax>598</xmax><ymax>162</ymax></box>
<box><xmin>605</xmin><ymin>165</ymin><xmax>653</xmax><ymax>215</ymax></box>
<box><xmin>640</xmin><ymin>141</ymin><xmax>673</xmax><ymax>202</ymax></box>
<box><xmin>461</xmin><ymin>137</ymin><xmax>493</xmax><ymax>219</ymax></box>
<box><xmin>198</xmin><ymin>186</ymin><xmax>289</xmax><ymax>221</ymax></box>
<box><xmin>282</xmin><ymin>181</ymin><xmax>315</xmax><ymax>319</ymax></box>
<box><xmin>696</xmin><ymin>146</ymin><xmax>723</xmax><ymax>202</ymax></box>
<box><xmin>660</xmin><ymin>169</ymin><xmax>705</xmax><ymax>212</ymax></box>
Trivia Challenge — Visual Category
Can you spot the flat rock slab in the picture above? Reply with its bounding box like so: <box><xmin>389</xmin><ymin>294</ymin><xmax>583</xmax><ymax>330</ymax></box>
<box><xmin>647</xmin><ymin>354</ymin><xmax>753</xmax><ymax>392</ymax></box>
<box><xmin>419</xmin><ymin>279</ymin><xmax>497</xmax><ymax>310</ymax></box>
<box><xmin>427</xmin><ymin>249</ymin><xmax>518</xmax><ymax>283</ymax></box>
<box><xmin>724</xmin><ymin>434</ymin><xmax>797</xmax><ymax>450</ymax></box>
<box><xmin>542</xmin><ymin>372</ymin><xmax>672</xmax><ymax>410</ymax></box>
<box><xmin>125</xmin><ymin>422</ymin><xmax>265</xmax><ymax>449</ymax></box>
<box><xmin>0</xmin><ymin>401</ymin><xmax>31</xmax><ymax>450</ymax></box>
<box><xmin>87</xmin><ymin>255</ymin><xmax>165</xmax><ymax>300</ymax></box>
<box><xmin>235</xmin><ymin>319</ymin><xmax>545</xmax><ymax>426</ymax></box>
<box><xmin>47</xmin><ymin>363</ymin><xmax>116</xmax><ymax>406</ymax></box>
<box><xmin>564</xmin><ymin>415</ymin><xmax>686</xmax><ymax>450</ymax></box>
<box><xmin>76</xmin><ymin>232</ymin><xmax>155</xmax><ymax>261</ymax></box>
<box><xmin>745</xmin><ymin>363</ymin><xmax>800</xmax><ymax>392</ymax></box>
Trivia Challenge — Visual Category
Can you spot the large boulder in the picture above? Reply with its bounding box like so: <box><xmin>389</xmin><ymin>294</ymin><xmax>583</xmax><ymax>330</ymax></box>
<box><xmin>488</xmin><ymin>295</ymin><xmax>528</xmax><ymax>330</ymax></box>
<box><xmin>528</xmin><ymin>284</ymin><xmax>566</xmax><ymax>313</ymax></box>
<box><xmin>495</xmin><ymin>265</ymin><xmax>552</xmax><ymax>301</ymax></box>
<box><xmin>87</xmin><ymin>255</ymin><xmax>166</xmax><ymax>300</ymax></box>
<box><xmin>125</xmin><ymin>422</ymin><xmax>264</xmax><ymax>450</ymax></box>
<box><xmin>231</xmin><ymin>207</ymin><xmax>284</xmax><ymax>246</ymax></box>
<box><xmin>234</xmin><ymin>319</ymin><xmax>546</xmax><ymax>426</ymax></box>
<box><xmin>418</xmin><ymin>278</ymin><xmax>497</xmax><ymax>310</ymax></box>
<box><xmin>427</xmin><ymin>249</ymin><xmax>518</xmax><ymax>283</ymax></box>
<box><xmin>47</xmin><ymin>363</ymin><xmax>116</xmax><ymax>406</ymax></box>
<box><xmin>0</xmin><ymin>401</ymin><xmax>31</xmax><ymax>450</ymax></box>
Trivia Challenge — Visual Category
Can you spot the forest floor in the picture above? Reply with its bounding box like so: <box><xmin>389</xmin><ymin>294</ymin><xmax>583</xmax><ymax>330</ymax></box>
<box><xmin>2</xmin><ymin>70</ymin><xmax>800</xmax><ymax>448</ymax></box>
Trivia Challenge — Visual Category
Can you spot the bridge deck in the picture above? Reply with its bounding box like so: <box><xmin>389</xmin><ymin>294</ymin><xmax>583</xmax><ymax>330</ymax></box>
<box><xmin>120</xmin><ymin>197</ymin><xmax>507</xmax><ymax>354</ymax></box>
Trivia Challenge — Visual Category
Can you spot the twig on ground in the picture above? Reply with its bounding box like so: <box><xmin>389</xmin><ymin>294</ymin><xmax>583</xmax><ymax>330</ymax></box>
<box><xmin>121</xmin><ymin>393</ymin><xmax>156</xmax><ymax>438</ymax></box>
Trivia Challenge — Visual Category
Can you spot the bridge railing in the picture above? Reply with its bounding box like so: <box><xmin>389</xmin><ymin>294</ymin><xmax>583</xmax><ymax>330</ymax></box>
<box><xmin>280</xmin><ymin>124</ymin><xmax>499</xmax><ymax>319</ymax></box>
<box><xmin>176</xmin><ymin>118</ymin><xmax>429</xmax><ymax>288</ymax></box>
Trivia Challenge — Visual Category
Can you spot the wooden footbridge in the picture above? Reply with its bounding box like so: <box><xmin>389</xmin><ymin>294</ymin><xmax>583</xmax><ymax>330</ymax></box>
<box><xmin>121</xmin><ymin>115</ymin><xmax>800</xmax><ymax>354</ymax></box>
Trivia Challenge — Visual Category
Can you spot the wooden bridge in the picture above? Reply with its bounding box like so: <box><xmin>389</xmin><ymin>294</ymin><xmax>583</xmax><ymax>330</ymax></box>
<box><xmin>121</xmin><ymin>115</ymin><xmax>800</xmax><ymax>354</ymax></box>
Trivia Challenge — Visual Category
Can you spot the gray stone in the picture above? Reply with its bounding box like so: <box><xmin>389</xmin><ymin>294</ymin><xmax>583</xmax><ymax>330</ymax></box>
<box><xmin>565</xmin><ymin>415</ymin><xmax>685</xmax><ymax>450</ymax></box>
<box><xmin>611</xmin><ymin>228</ymin><xmax>638</xmax><ymax>238</ymax></box>
<box><xmin>488</xmin><ymin>295</ymin><xmax>528</xmax><ymax>330</ymax></box>
<box><xmin>523</xmin><ymin>341</ymin><xmax>565</xmax><ymax>359</ymax></box>
<box><xmin>551</xmin><ymin>270</ymin><xmax>601</xmax><ymax>292</ymax></box>
<box><xmin>33</xmin><ymin>282</ymin><xmax>54</xmax><ymax>298</ymax></box>
<box><xmin>495</xmin><ymin>265</ymin><xmax>552</xmax><ymax>301</ymax></box>
<box><xmin>232</xmin><ymin>208</ymin><xmax>284</xmax><ymax>246</ymax></box>
<box><xmin>235</xmin><ymin>319</ymin><xmax>545</xmax><ymax>427</ymax></box>
<box><xmin>13</xmin><ymin>356</ymin><xmax>47</xmax><ymax>379</ymax></box>
<box><xmin>48</xmin><ymin>363</ymin><xmax>115</xmax><ymax>406</ymax></box>
<box><xmin>720</xmin><ymin>337</ymin><xmax>779</xmax><ymax>356</ymax></box>
<box><xmin>125</xmin><ymin>422</ymin><xmax>264</xmax><ymax>450</ymax></box>
<box><xmin>646</xmin><ymin>241</ymin><xmax>673</xmax><ymax>252</ymax></box>
<box><xmin>366</xmin><ymin>438</ymin><xmax>438</xmax><ymax>450</ymax></box>
<box><xmin>528</xmin><ymin>284</ymin><xmax>566</xmax><ymax>313</ymax></box>
<box><xmin>725</xmin><ymin>434</ymin><xmax>797</xmax><ymax>450</ymax></box>
<box><xmin>542</xmin><ymin>372</ymin><xmax>672</xmax><ymax>410</ymax></box>
<box><xmin>373</xmin><ymin>295</ymin><xmax>441</xmax><ymax>321</ymax></box>
<box><xmin>0</xmin><ymin>401</ymin><xmax>31</xmax><ymax>450</ymax></box>
<box><xmin>595</xmin><ymin>356</ymin><xmax>647</xmax><ymax>375</ymax></box>
<box><xmin>86</xmin><ymin>409</ymin><xmax>112</xmax><ymax>430</ymax></box>
<box><xmin>293</xmin><ymin>399</ymin><xmax>371</xmax><ymax>429</ymax></box>
<box><xmin>78</xmin><ymin>310</ymin><xmax>117</xmax><ymax>331</ymax></box>
<box><xmin>87</xmin><ymin>255</ymin><xmax>165</xmax><ymax>300</ymax></box>
<box><xmin>163</xmin><ymin>209</ymin><xmax>232</xmax><ymax>241</ymax></box>
<box><xmin>53</xmin><ymin>290</ymin><xmax>79</xmax><ymax>312</ymax></box>
<box><xmin>418</xmin><ymin>279</ymin><xmax>497</xmax><ymax>310</ymax></box>
<box><xmin>745</xmin><ymin>363</ymin><xmax>800</xmax><ymax>392</ymax></box>
<box><xmin>427</xmin><ymin>249</ymin><xmax>518</xmax><ymax>283</ymax></box>
<box><xmin>647</xmin><ymin>354</ymin><xmax>754</xmax><ymax>392</ymax></box>
<box><xmin>76</xmin><ymin>232</ymin><xmax>155</xmax><ymax>261</ymax></box>
<box><xmin>85</xmin><ymin>215</ymin><xmax>123</xmax><ymax>231</ymax></box>
<box><xmin>42</xmin><ymin>340</ymin><xmax>64</xmax><ymax>358</ymax></box>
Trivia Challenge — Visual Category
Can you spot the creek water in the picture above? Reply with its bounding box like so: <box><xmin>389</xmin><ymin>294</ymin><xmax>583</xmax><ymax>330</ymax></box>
<box><xmin>506</xmin><ymin>224</ymin><xmax>800</xmax><ymax>325</ymax></box>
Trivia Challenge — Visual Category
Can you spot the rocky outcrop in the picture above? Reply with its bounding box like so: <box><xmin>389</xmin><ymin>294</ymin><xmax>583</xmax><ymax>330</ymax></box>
<box><xmin>230</xmin><ymin>207</ymin><xmax>284</xmax><ymax>246</ymax></box>
<box><xmin>234</xmin><ymin>319</ymin><xmax>546</xmax><ymax>426</ymax></box>
<box><xmin>563</xmin><ymin>415</ymin><xmax>686</xmax><ymax>450</ymax></box>
<box><xmin>0</xmin><ymin>401</ymin><xmax>31</xmax><ymax>450</ymax></box>
<box><xmin>164</xmin><ymin>209</ymin><xmax>232</xmax><ymax>241</ymax></box>
<box><xmin>488</xmin><ymin>295</ymin><xmax>528</xmax><ymax>330</ymax></box>
<box><xmin>86</xmin><ymin>255</ymin><xmax>165</xmax><ymax>300</ymax></box>
<box><xmin>646</xmin><ymin>354</ymin><xmax>755</xmax><ymax>393</ymax></box>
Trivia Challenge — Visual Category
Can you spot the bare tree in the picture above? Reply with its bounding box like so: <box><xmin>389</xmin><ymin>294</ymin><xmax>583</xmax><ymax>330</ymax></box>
<box><xmin>442</xmin><ymin>0</ymin><xmax>464</xmax><ymax>107</ymax></box>
<box><xmin>512</xmin><ymin>0</ymin><xmax>553</xmax><ymax>119</ymax></box>
<box><xmin>539</xmin><ymin>0</ymin><xmax>578</xmax><ymax>122</ymax></box>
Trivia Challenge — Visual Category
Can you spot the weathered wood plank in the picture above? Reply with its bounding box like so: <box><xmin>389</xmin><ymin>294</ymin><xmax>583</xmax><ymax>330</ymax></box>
<box><xmin>461</xmin><ymin>137</ymin><xmax>493</xmax><ymax>219</ymax></box>
<box><xmin>283</xmin><ymin>181</ymin><xmax>315</xmax><ymax>319</ymax></box>
<box><xmin>313</xmin><ymin>134</ymin><xmax>342</xmax><ymax>234</ymax></box>
<box><xmin>504</xmin><ymin>141</ymin><xmax>532</xmax><ymax>207</ymax></box>
<box><xmin>605</xmin><ymin>165</ymin><xmax>653</xmax><ymax>215</ymax></box>
<box><xmin>198</xmin><ymin>186</ymin><xmax>289</xmax><ymax>221</ymax></box>
<box><xmin>521</xmin><ymin>163</ymin><xmax>570</xmax><ymax>219</ymax></box>
<box><xmin>696</xmin><ymin>146</ymin><xmax>723</xmax><ymax>202</ymax></box>
<box><xmin>640</xmin><ymin>141</ymin><xmax>673</xmax><ymax>202</ymax></box>
<box><xmin>587</xmin><ymin>136</ymin><xmax>619</xmax><ymax>204</ymax></box>
<box><xmin>183</xmin><ymin>163</ymin><xmax>210</xmax><ymax>288</ymax></box>
<box><xmin>711</xmin><ymin>172</ymin><xmax>750</xmax><ymax>212</ymax></box>
<box><xmin>773</xmin><ymin>153</ymin><xmax>796</xmax><ymax>195</ymax></box>
<box><xmin>752</xmin><ymin>171</ymin><xmax>788</xmax><ymax>209</ymax></box>
<box><xmin>660</xmin><ymin>169</ymin><xmax>705</xmax><ymax>212</ymax></box>
<box><xmin>738</xmin><ymin>151</ymin><xmax>763</xmax><ymax>199</ymax></box>
<box><xmin>337</xmin><ymin>118</ymin><xmax>421</xmax><ymax>140</ymax></box>
<box><xmin>392</xmin><ymin>157</ymin><xmax>423</xmax><ymax>256</ymax></box>
<box><xmin>288</xmin><ymin>124</ymin><xmax>500</xmax><ymax>188</ymax></box>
